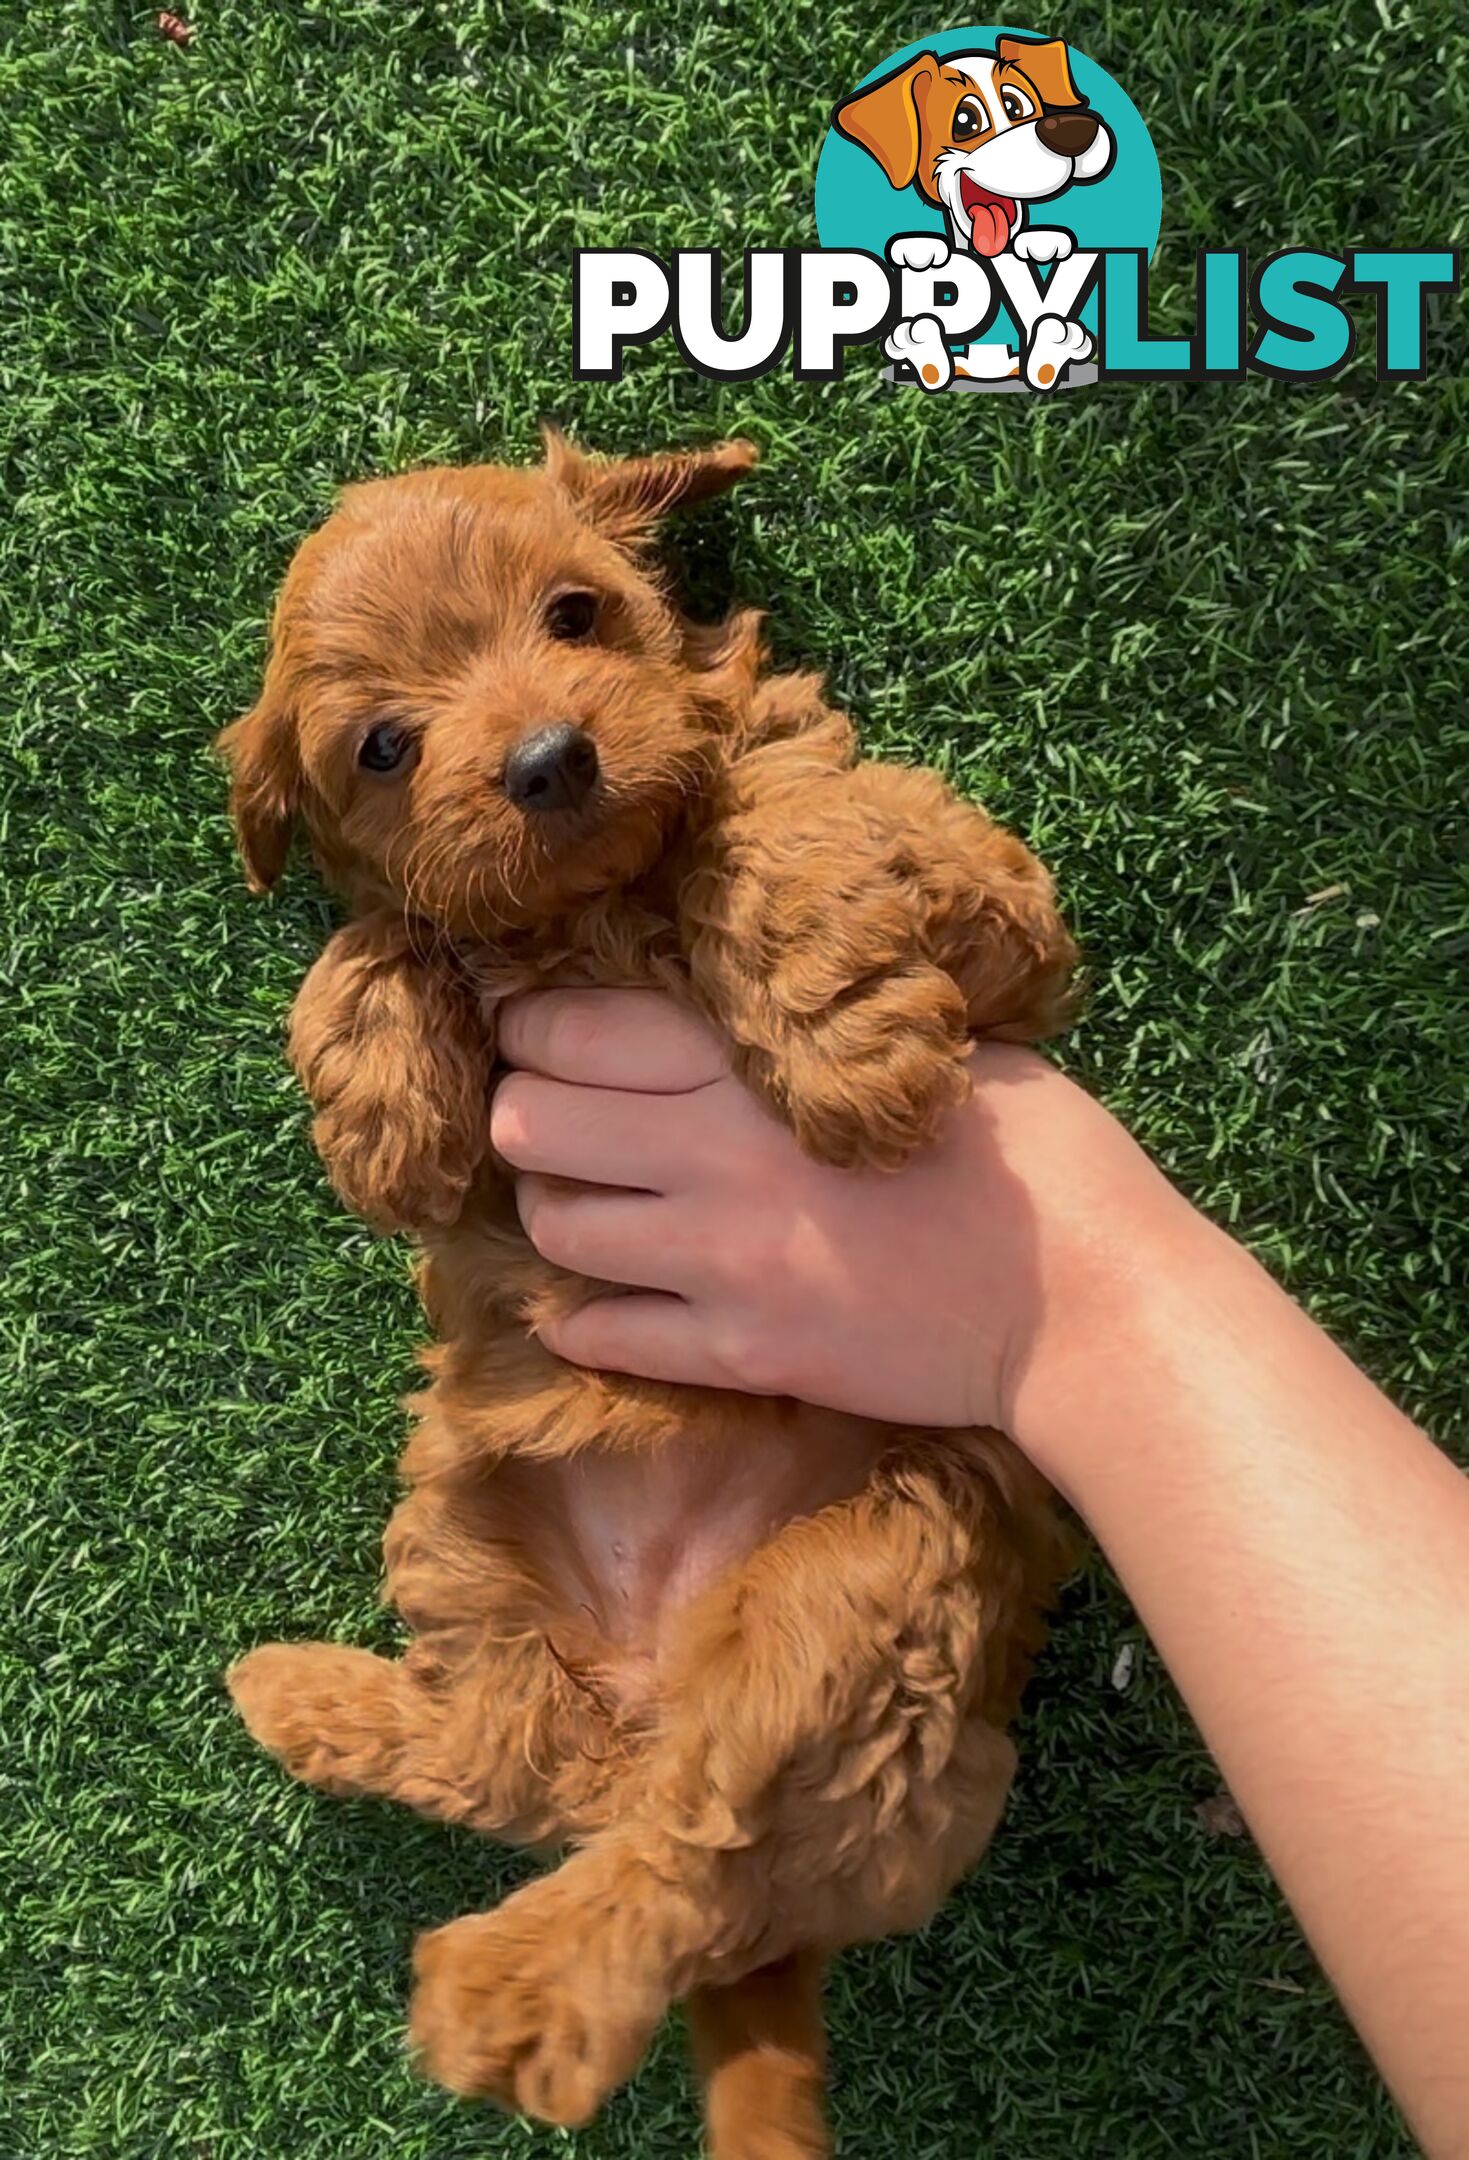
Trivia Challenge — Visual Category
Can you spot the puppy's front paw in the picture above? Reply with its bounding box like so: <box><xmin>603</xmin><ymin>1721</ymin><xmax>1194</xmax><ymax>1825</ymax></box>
<box><xmin>313</xmin><ymin>1106</ymin><xmax>476</xmax><ymax>1235</ymax></box>
<box><xmin>883</xmin><ymin>315</ymin><xmax>952</xmax><ymax>392</ymax></box>
<box><xmin>1012</xmin><ymin>227</ymin><xmax>1073</xmax><ymax>265</ymax></box>
<box><xmin>1024</xmin><ymin>313</ymin><xmax>1093</xmax><ymax>390</ymax></box>
<box><xmin>409</xmin><ymin>1909</ymin><xmax>658</xmax><ymax>2125</ymax></box>
<box><xmin>745</xmin><ymin>963</ymin><xmax>972</xmax><ymax>1170</ymax></box>
<box><xmin>887</xmin><ymin>232</ymin><xmax>950</xmax><ymax>273</ymax></box>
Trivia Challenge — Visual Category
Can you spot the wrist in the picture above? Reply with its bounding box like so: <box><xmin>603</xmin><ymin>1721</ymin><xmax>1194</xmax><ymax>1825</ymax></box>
<box><xmin>999</xmin><ymin>1181</ymin><xmax>1250</xmax><ymax>1505</ymax></box>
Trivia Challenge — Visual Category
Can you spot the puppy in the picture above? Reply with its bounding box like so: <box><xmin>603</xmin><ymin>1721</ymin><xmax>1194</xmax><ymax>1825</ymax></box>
<box><xmin>220</xmin><ymin>434</ymin><xmax>1076</xmax><ymax>2158</ymax></box>
<box><xmin>835</xmin><ymin>36</ymin><xmax>1113</xmax><ymax>392</ymax></box>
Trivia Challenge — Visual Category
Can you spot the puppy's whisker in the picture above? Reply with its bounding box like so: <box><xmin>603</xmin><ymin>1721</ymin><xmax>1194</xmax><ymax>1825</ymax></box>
<box><xmin>470</xmin><ymin>863</ymin><xmax>505</xmax><ymax>943</ymax></box>
<box><xmin>400</xmin><ymin>830</ymin><xmax>463</xmax><ymax>963</ymax></box>
<box><xmin>407</xmin><ymin>833</ymin><xmax>464</xmax><ymax>961</ymax></box>
<box><xmin>383</xmin><ymin>825</ymin><xmax>422</xmax><ymax>931</ymax></box>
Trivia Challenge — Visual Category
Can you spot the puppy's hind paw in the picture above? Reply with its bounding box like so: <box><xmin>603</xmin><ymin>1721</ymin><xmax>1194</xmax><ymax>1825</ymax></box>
<box><xmin>227</xmin><ymin>1641</ymin><xmax>407</xmax><ymax>1799</ymax></box>
<box><xmin>409</xmin><ymin>1908</ymin><xmax>660</xmax><ymax>2125</ymax></box>
<box><xmin>1024</xmin><ymin>313</ymin><xmax>1093</xmax><ymax>390</ymax></box>
<box><xmin>884</xmin><ymin>315</ymin><xmax>952</xmax><ymax>392</ymax></box>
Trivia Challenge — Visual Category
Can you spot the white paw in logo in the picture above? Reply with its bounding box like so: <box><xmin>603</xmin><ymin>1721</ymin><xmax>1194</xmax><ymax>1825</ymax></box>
<box><xmin>884</xmin><ymin>313</ymin><xmax>953</xmax><ymax>391</ymax></box>
<box><xmin>1012</xmin><ymin>228</ymin><xmax>1074</xmax><ymax>265</ymax></box>
<box><xmin>1024</xmin><ymin>313</ymin><xmax>1093</xmax><ymax>390</ymax></box>
<box><xmin>887</xmin><ymin>233</ymin><xmax>951</xmax><ymax>273</ymax></box>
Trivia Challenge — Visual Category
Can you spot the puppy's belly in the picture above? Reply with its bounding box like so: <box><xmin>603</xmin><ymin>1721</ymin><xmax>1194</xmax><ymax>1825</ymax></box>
<box><xmin>526</xmin><ymin>1416</ymin><xmax>888</xmax><ymax>1704</ymax></box>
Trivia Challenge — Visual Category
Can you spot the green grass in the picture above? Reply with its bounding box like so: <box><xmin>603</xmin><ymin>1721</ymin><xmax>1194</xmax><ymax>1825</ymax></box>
<box><xmin>2</xmin><ymin>2</ymin><xmax>1466</xmax><ymax>2154</ymax></box>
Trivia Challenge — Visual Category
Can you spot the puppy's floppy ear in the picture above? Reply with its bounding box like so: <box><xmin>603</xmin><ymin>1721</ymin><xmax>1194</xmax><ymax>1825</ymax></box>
<box><xmin>832</xmin><ymin>52</ymin><xmax>939</xmax><ymax>190</ymax></box>
<box><xmin>682</xmin><ymin>604</ymin><xmax>765</xmax><ymax>680</ymax></box>
<box><xmin>997</xmin><ymin>36</ymin><xmax>1083</xmax><ymax>110</ymax></box>
<box><xmin>541</xmin><ymin>426</ymin><xmax>758</xmax><ymax>551</ymax></box>
<box><xmin>216</xmin><ymin>644</ymin><xmax>301</xmax><ymax>894</ymax></box>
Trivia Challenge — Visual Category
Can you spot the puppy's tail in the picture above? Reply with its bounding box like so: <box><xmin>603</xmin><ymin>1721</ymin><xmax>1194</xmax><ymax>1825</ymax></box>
<box><xmin>686</xmin><ymin>1952</ymin><xmax>829</xmax><ymax>2159</ymax></box>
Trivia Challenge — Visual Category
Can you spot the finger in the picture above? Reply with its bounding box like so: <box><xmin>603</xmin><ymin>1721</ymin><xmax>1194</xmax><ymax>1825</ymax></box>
<box><xmin>497</xmin><ymin>988</ymin><xmax>729</xmax><ymax>1092</ymax></box>
<box><xmin>536</xmin><ymin>1293</ymin><xmax>726</xmax><ymax>1391</ymax></box>
<box><xmin>514</xmin><ymin>1178</ymin><xmax>701</xmax><ymax>1295</ymax></box>
<box><xmin>491</xmin><ymin>1070</ymin><xmax>701</xmax><ymax>1191</ymax></box>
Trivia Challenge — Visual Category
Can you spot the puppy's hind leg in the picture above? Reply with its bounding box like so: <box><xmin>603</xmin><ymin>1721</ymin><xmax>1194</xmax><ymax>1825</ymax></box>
<box><xmin>227</xmin><ymin>1642</ymin><xmax>441</xmax><ymax>1806</ymax></box>
<box><xmin>407</xmin><ymin>1829</ymin><xmax>698</xmax><ymax>2124</ymax></box>
<box><xmin>406</xmin><ymin>1433</ymin><xmax>1062</xmax><ymax>2134</ymax></box>
<box><xmin>227</xmin><ymin>1630</ymin><xmax>582</xmax><ymax>1841</ymax></box>
<box><xmin>687</xmin><ymin>1953</ymin><xmax>830</xmax><ymax>2160</ymax></box>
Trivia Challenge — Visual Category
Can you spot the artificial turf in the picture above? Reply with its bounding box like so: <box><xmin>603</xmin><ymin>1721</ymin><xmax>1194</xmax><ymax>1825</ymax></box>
<box><xmin>2</xmin><ymin>2</ymin><xmax>1466</xmax><ymax>2154</ymax></box>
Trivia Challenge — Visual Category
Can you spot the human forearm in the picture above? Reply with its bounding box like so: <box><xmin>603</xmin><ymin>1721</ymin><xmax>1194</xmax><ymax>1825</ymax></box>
<box><xmin>1022</xmin><ymin>1223</ymin><xmax>1469</xmax><ymax>2158</ymax></box>
<box><xmin>493</xmin><ymin>995</ymin><xmax>1469</xmax><ymax>2141</ymax></box>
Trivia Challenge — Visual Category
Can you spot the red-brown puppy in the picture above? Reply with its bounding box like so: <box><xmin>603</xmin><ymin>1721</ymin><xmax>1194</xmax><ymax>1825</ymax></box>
<box><xmin>221</xmin><ymin>433</ymin><xmax>1076</xmax><ymax>2158</ymax></box>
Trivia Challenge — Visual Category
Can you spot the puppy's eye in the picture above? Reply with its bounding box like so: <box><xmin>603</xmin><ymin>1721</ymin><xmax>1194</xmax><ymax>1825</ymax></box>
<box><xmin>545</xmin><ymin>590</ymin><xmax>599</xmax><ymax>642</ymax></box>
<box><xmin>1001</xmin><ymin>87</ymin><xmax>1036</xmax><ymax>122</ymax></box>
<box><xmin>952</xmin><ymin>98</ymin><xmax>987</xmax><ymax>141</ymax></box>
<box><xmin>357</xmin><ymin>722</ymin><xmax>417</xmax><ymax>775</ymax></box>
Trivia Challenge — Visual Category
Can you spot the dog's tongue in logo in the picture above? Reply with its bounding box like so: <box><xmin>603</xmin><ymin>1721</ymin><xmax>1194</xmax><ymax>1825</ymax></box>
<box><xmin>958</xmin><ymin>175</ymin><xmax>1019</xmax><ymax>256</ymax></box>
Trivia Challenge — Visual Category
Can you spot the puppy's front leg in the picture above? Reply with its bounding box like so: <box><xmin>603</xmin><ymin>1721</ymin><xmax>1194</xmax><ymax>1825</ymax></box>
<box><xmin>288</xmin><ymin>912</ymin><xmax>491</xmax><ymax>1233</ymax></box>
<box><xmin>683</xmin><ymin>753</ymin><xmax>1075</xmax><ymax>1168</ymax></box>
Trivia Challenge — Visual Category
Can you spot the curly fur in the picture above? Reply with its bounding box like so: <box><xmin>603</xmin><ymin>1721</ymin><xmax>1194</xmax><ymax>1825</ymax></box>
<box><xmin>218</xmin><ymin>431</ymin><xmax>1078</xmax><ymax>2154</ymax></box>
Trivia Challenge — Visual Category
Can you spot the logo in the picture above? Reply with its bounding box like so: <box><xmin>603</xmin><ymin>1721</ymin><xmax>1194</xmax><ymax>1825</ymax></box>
<box><xmin>819</xmin><ymin>31</ymin><xmax>1153</xmax><ymax>392</ymax></box>
<box><xmin>572</xmin><ymin>26</ymin><xmax>1457</xmax><ymax>388</ymax></box>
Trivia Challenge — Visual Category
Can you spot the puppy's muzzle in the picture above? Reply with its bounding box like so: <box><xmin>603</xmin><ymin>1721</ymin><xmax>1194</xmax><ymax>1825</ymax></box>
<box><xmin>1036</xmin><ymin>110</ymin><xmax>1099</xmax><ymax>158</ymax></box>
<box><xmin>503</xmin><ymin>724</ymin><xmax>600</xmax><ymax>814</ymax></box>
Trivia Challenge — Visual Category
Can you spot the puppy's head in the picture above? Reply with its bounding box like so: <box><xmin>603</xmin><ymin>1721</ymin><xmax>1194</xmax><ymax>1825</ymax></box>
<box><xmin>835</xmin><ymin>37</ymin><xmax>1113</xmax><ymax>257</ymax></box>
<box><xmin>218</xmin><ymin>435</ymin><xmax>760</xmax><ymax>931</ymax></box>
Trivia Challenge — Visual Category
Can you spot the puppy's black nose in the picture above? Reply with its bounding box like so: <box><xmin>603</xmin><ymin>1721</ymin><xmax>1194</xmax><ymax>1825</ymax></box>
<box><xmin>1037</xmin><ymin>110</ymin><xmax>1099</xmax><ymax>158</ymax></box>
<box><xmin>502</xmin><ymin>724</ymin><xmax>600</xmax><ymax>813</ymax></box>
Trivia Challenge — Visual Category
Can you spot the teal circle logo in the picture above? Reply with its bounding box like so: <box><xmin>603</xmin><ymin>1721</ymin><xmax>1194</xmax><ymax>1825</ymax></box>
<box><xmin>815</xmin><ymin>28</ymin><xmax>1161</xmax><ymax>389</ymax></box>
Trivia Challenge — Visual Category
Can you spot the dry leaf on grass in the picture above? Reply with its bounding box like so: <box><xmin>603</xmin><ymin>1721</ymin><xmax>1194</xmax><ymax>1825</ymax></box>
<box><xmin>1196</xmin><ymin>1792</ymin><xmax>1248</xmax><ymax>1838</ymax></box>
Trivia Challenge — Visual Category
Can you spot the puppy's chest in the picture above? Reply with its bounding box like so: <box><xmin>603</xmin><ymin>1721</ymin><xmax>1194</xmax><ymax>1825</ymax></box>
<box><xmin>520</xmin><ymin>1418</ymin><xmax>891</xmax><ymax>1714</ymax></box>
<box><xmin>460</xmin><ymin>895</ymin><xmax>692</xmax><ymax>1015</ymax></box>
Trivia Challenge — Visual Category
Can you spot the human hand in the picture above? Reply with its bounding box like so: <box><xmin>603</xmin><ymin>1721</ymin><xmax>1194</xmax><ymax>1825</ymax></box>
<box><xmin>494</xmin><ymin>1019</ymin><xmax>1469</xmax><ymax>2159</ymax></box>
<box><xmin>490</xmin><ymin>989</ymin><xmax>1200</xmax><ymax>1452</ymax></box>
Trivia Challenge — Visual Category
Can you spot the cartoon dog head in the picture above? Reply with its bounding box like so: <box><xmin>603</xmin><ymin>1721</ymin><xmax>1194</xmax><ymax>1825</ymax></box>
<box><xmin>834</xmin><ymin>37</ymin><xmax>1113</xmax><ymax>257</ymax></box>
